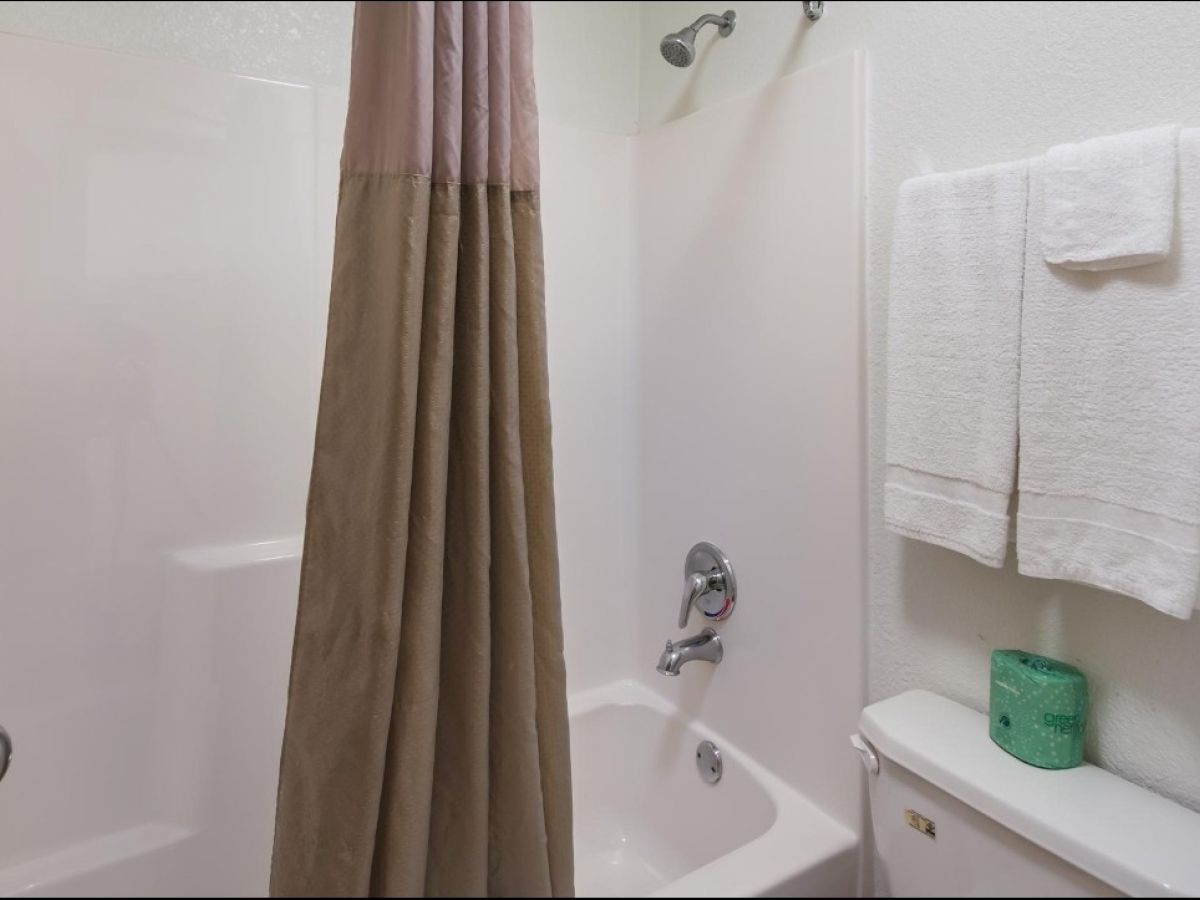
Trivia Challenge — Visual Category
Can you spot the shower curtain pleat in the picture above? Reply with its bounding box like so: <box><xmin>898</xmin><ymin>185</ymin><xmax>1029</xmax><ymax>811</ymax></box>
<box><xmin>422</xmin><ymin>185</ymin><xmax>492</xmax><ymax>898</ymax></box>
<box><xmin>369</xmin><ymin>182</ymin><xmax>462</xmax><ymax>897</ymax></box>
<box><xmin>512</xmin><ymin>190</ymin><xmax>575</xmax><ymax>899</ymax></box>
<box><xmin>270</xmin><ymin>3</ymin><xmax>573</xmax><ymax>896</ymax></box>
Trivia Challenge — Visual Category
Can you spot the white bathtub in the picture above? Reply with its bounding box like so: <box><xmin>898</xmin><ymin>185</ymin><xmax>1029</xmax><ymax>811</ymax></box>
<box><xmin>569</xmin><ymin>681</ymin><xmax>858</xmax><ymax>897</ymax></box>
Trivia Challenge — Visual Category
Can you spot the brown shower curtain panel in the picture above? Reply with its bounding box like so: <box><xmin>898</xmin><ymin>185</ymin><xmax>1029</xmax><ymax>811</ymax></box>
<box><xmin>270</xmin><ymin>2</ymin><xmax>574</xmax><ymax>896</ymax></box>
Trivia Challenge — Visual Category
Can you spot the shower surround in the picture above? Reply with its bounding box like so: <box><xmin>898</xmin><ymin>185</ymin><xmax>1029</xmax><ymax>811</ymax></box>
<box><xmin>0</xmin><ymin>25</ymin><xmax>864</xmax><ymax>898</ymax></box>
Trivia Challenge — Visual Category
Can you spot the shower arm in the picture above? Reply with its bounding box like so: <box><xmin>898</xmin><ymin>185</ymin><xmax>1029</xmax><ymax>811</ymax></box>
<box><xmin>687</xmin><ymin>13</ymin><xmax>735</xmax><ymax>37</ymax></box>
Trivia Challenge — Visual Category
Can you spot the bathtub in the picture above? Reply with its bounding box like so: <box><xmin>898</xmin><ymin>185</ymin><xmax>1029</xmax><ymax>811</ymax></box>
<box><xmin>569</xmin><ymin>681</ymin><xmax>858</xmax><ymax>897</ymax></box>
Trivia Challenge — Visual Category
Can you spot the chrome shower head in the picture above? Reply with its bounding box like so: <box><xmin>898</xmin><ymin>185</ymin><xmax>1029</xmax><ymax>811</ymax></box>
<box><xmin>659</xmin><ymin>10</ymin><xmax>736</xmax><ymax>68</ymax></box>
<box><xmin>659</xmin><ymin>31</ymin><xmax>696</xmax><ymax>68</ymax></box>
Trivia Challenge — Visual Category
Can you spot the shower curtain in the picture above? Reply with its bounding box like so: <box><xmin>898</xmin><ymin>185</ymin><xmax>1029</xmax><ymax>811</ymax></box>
<box><xmin>270</xmin><ymin>2</ymin><xmax>574</xmax><ymax>896</ymax></box>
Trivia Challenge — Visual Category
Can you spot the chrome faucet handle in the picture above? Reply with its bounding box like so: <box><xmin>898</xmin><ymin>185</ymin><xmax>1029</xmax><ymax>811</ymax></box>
<box><xmin>677</xmin><ymin>542</ymin><xmax>737</xmax><ymax>628</ymax></box>
<box><xmin>678</xmin><ymin>572</ymin><xmax>709</xmax><ymax>628</ymax></box>
<box><xmin>0</xmin><ymin>725</ymin><xmax>11</xmax><ymax>785</ymax></box>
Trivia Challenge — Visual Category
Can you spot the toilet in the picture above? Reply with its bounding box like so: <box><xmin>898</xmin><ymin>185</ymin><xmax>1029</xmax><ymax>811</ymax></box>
<box><xmin>854</xmin><ymin>690</ymin><xmax>1200</xmax><ymax>897</ymax></box>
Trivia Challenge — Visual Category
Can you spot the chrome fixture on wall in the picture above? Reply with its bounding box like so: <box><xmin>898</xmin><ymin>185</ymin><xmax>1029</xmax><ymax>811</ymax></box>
<box><xmin>678</xmin><ymin>541</ymin><xmax>737</xmax><ymax>627</ymax></box>
<box><xmin>657</xmin><ymin>543</ymin><xmax>735</xmax><ymax>676</ymax></box>
<box><xmin>804</xmin><ymin>1</ymin><xmax>825</xmax><ymax>22</ymax></box>
<box><xmin>0</xmin><ymin>725</ymin><xmax>11</xmax><ymax>785</ymax></box>
<box><xmin>657</xmin><ymin>627</ymin><xmax>724</xmax><ymax>676</ymax></box>
<box><xmin>659</xmin><ymin>10</ymin><xmax>736</xmax><ymax>68</ymax></box>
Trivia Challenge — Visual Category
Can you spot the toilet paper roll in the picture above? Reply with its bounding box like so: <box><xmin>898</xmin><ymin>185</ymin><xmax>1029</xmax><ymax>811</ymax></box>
<box><xmin>989</xmin><ymin>649</ymin><xmax>1089</xmax><ymax>770</ymax></box>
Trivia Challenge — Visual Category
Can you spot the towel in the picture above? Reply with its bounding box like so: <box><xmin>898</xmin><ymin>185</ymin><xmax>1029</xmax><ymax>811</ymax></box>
<box><xmin>1017</xmin><ymin>129</ymin><xmax>1200</xmax><ymax>618</ymax></box>
<box><xmin>1042</xmin><ymin>125</ymin><xmax>1181</xmax><ymax>271</ymax></box>
<box><xmin>884</xmin><ymin>161</ymin><xmax>1029</xmax><ymax>567</ymax></box>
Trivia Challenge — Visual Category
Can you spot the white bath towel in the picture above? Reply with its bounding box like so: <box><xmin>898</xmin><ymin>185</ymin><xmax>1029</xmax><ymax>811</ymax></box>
<box><xmin>1042</xmin><ymin>124</ymin><xmax>1180</xmax><ymax>271</ymax></box>
<box><xmin>884</xmin><ymin>161</ymin><xmax>1028</xmax><ymax>567</ymax></box>
<box><xmin>1017</xmin><ymin>129</ymin><xmax>1200</xmax><ymax>618</ymax></box>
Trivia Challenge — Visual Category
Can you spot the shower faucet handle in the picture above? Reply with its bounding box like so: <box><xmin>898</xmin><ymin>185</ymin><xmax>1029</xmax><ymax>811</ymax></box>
<box><xmin>679</xmin><ymin>571</ymin><xmax>712</xmax><ymax>628</ymax></box>
<box><xmin>0</xmin><ymin>725</ymin><xmax>11</xmax><ymax>785</ymax></box>
<box><xmin>677</xmin><ymin>541</ymin><xmax>737</xmax><ymax>628</ymax></box>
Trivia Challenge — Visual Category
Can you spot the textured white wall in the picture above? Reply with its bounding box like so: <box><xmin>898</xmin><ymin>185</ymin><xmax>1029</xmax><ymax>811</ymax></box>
<box><xmin>0</xmin><ymin>0</ymin><xmax>639</xmax><ymax>133</ymax></box>
<box><xmin>530</xmin><ymin>0</ymin><xmax>639</xmax><ymax>134</ymax></box>
<box><xmin>639</xmin><ymin>0</ymin><xmax>1200</xmax><ymax>812</ymax></box>
<box><xmin>0</xmin><ymin>2</ymin><xmax>354</xmax><ymax>87</ymax></box>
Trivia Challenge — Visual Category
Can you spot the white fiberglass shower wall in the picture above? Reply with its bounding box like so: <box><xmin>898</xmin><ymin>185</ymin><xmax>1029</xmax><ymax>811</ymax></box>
<box><xmin>0</xmin><ymin>32</ymin><xmax>335</xmax><ymax>895</ymax></box>
<box><xmin>631</xmin><ymin>51</ymin><xmax>866</xmax><ymax>839</ymax></box>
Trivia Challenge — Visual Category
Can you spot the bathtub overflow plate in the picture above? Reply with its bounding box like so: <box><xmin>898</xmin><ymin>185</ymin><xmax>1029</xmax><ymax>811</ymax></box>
<box><xmin>696</xmin><ymin>740</ymin><xmax>722</xmax><ymax>784</ymax></box>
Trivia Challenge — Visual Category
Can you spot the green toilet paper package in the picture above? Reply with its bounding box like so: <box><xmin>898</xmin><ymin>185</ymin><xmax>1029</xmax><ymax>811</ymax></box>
<box><xmin>989</xmin><ymin>650</ymin><xmax>1088</xmax><ymax>769</ymax></box>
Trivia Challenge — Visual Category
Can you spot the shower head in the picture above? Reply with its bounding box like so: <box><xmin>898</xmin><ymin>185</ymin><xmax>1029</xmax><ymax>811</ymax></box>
<box><xmin>659</xmin><ymin>10</ymin><xmax>736</xmax><ymax>68</ymax></box>
<box><xmin>658</xmin><ymin>31</ymin><xmax>695</xmax><ymax>69</ymax></box>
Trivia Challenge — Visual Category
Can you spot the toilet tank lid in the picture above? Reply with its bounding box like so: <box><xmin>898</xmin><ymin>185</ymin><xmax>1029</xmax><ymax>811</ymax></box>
<box><xmin>859</xmin><ymin>690</ymin><xmax>1200</xmax><ymax>898</ymax></box>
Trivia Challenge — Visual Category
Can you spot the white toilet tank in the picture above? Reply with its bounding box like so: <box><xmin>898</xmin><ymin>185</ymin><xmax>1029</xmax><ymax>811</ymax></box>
<box><xmin>855</xmin><ymin>690</ymin><xmax>1200</xmax><ymax>897</ymax></box>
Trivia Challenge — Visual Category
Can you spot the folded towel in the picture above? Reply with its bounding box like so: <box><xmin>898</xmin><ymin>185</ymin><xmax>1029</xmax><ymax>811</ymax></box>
<box><xmin>1042</xmin><ymin>124</ymin><xmax>1180</xmax><ymax>271</ymax></box>
<box><xmin>884</xmin><ymin>161</ymin><xmax>1029</xmax><ymax>567</ymax></box>
<box><xmin>1017</xmin><ymin>129</ymin><xmax>1200</xmax><ymax>618</ymax></box>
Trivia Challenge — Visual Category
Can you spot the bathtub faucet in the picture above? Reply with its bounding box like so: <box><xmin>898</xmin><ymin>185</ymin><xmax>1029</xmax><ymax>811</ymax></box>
<box><xmin>656</xmin><ymin>627</ymin><xmax>723</xmax><ymax>676</ymax></box>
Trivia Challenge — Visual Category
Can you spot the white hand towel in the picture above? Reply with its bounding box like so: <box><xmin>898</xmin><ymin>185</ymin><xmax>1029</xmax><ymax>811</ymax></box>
<box><xmin>884</xmin><ymin>161</ymin><xmax>1028</xmax><ymax>567</ymax></box>
<box><xmin>1018</xmin><ymin>129</ymin><xmax>1200</xmax><ymax>619</ymax></box>
<box><xmin>1042</xmin><ymin>124</ymin><xmax>1180</xmax><ymax>271</ymax></box>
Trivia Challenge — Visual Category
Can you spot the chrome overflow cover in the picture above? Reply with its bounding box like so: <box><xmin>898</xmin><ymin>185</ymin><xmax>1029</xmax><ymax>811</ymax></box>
<box><xmin>696</xmin><ymin>740</ymin><xmax>723</xmax><ymax>784</ymax></box>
